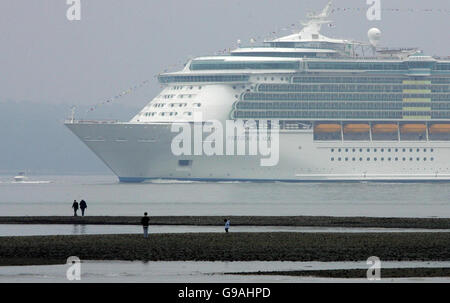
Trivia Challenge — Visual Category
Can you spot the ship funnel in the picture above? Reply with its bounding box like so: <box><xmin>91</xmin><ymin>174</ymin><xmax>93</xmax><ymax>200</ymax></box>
<box><xmin>368</xmin><ymin>28</ymin><xmax>382</xmax><ymax>47</ymax></box>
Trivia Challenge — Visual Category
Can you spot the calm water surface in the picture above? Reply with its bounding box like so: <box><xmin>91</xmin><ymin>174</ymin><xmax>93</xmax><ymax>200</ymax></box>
<box><xmin>0</xmin><ymin>174</ymin><xmax>449</xmax><ymax>217</ymax></box>
<box><xmin>1</xmin><ymin>261</ymin><xmax>450</xmax><ymax>283</ymax></box>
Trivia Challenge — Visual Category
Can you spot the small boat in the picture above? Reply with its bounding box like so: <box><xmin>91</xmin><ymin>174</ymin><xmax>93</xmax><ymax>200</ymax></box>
<box><xmin>429</xmin><ymin>124</ymin><xmax>450</xmax><ymax>134</ymax></box>
<box><xmin>401</xmin><ymin>124</ymin><xmax>427</xmax><ymax>133</ymax></box>
<box><xmin>344</xmin><ymin>124</ymin><xmax>370</xmax><ymax>133</ymax></box>
<box><xmin>13</xmin><ymin>172</ymin><xmax>28</xmax><ymax>182</ymax></box>
<box><xmin>314</xmin><ymin>124</ymin><xmax>341</xmax><ymax>133</ymax></box>
<box><xmin>372</xmin><ymin>124</ymin><xmax>398</xmax><ymax>133</ymax></box>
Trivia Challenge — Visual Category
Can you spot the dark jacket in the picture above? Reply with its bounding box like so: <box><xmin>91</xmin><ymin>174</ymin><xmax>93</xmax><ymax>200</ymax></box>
<box><xmin>141</xmin><ymin>216</ymin><xmax>150</xmax><ymax>227</ymax></box>
<box><xmin>80</xmin><ymin>200</ymin><xmax>87</xmax><ymax>209</ymax></box>
<box><xmin>72</xmin><ymin>202</ymin><xmax>79</xmax><ymax>210</ymax></box>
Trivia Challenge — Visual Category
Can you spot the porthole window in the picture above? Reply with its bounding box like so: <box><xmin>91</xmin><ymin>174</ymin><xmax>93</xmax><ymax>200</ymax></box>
<box><xmin>352</xmin><ymin>157</ymin><xmax>356</xmax><ymax>161</ymax></box>
<box><xmin>352</xmin><ymin>148</ymin><xmax>356</xmax><ymax>152</ymax></box>
<box><xmin>416</xmin><ymin>148</ymin><xmax>420</xmax><ymax>152</ymax></box>
<box><xmin>345</xmin><ymin>157</ymin><xmax>348</xmax><ymax>161</ymax></box>
<box><xmin>374</xmin><ymin>158</ymin><xmax>377</xmax><ymax>161</ymax></box>
<box><xmin>395</xmin><ymin>157</ymin><xmax>398</xmax><ymax>161</ymax></box>
<box><xmin>388</xmin><ymin>148</ymin><xmax>391</xmax><ymax>152</ymax></box>
<box><xmin>409</xmin><ymin>148</ymin><xmax>413</xmax><ymax>152</ymax></box>
<box><xmin>331</xmin><ymin>157</ymin><xmax>334</xmax><ymax>161</ymax></box>
<box><xmin>381</xmin><ymin>148</ymin><xmax>384</xmax><ymax>152</ymax></box>
<box><xmin>345</xmin><ymin>148</ymin><xmax>348</xmax><ymax>152</ymax></box>
<box><xmin>431</xmin><ymin>157</ymin><xmax>434</xmax><ymax>161</ymax></box>
<box><xmin>395</xmin><ymin>148</ymin><xmax>398</xmax><ymax>152</ymax></box>
<box><xmin>338</xmin><ymin>148</ymin><xmax>341</xmax><ymax>152</ymax></box>
<box><xmin>409</xmin><ymin>157</ymin><xmax>413</xmax><ymax>161</ymax></box>
<box><xmin>359</xmin><ymin>148</ymin><xmax>363</xmax><ymax>152</ymax></box>
<box><xmin>424</xmin><ymin>149</ymin><xmax>427</xmax><ymax>152</ymax></box>
<box><xmin>359</xmin><ymin>157</ymin><xmax>363</xmax><ymax>161</ymax></box>
<box><xmin>416</xmin><ymin>157</ymin><xmax>420</xmax><ymax>161</ymax></box>
<box><xmin>338</xmin><ymin>157</ymin><xmax>342</xmax><ymax>161</ymax></box>
<box><xmin>388</xmin><ymin>157</ymin><xmax>392</xmax><ymax>161</ymax></box>
<box><xmin>331</xmin><ymin>148</ymin><xmax>334</xmax><ymax>152</ymax></box>
<box><xmin>374</xmin><ymin>149</ymin><xmax>377</xmax><ymax>152</ymax></box>
<box><xmin>367</xmin><ymin>148</ymin><xmax>370</xmax><ymax>152</ymax></box>
<box><xmin>367</xmin><ymin>157</ymin><xmax>370</xmax><ymax>161</ymax></box>
<box><xmin>431</xmin><ymin>149</ymin><xmax>434</xmax><ymax>152</ymax></box>
<box><xmin>402</xmin><ymin>157</ymin><xmax>406</xmax><ymax>161</ymax></box>
<box><xmin>424</xmin><ymin>157</ymin><xmax>427</xmax><ymax>161</ymax></box>
<box><xmin>381</xmin><ymin>157</ymin><xmax>384</xmax><ymax>161</ymax></box>
<box><xmin>402</xmin><ymin>148</ymin><xmax>406</xmax><ymax>152</ymax></box>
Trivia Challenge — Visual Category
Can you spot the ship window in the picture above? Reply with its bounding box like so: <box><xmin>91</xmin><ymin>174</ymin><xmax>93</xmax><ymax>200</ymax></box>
<box><xmin>338</xmin><ymin>148</ymin><xmax>341</xmax><ymax>152</ymax></box>
<box><xmin>402</xmin><ymin>148</ymin><xmax>406</xmax><ymax>152</ymax></box>
<box><xmin>331</xmin><ymin>157</ymin><xmax>334</xmax><ymax>161</ymax></box>
<box><xmin>178</xmin><ymin>160</ymin><xmax>192</xmax><ymax>167</ymax></box>
<box><xmin>417</xmin><ymin>157</ymin><xmax>420</xmax><ymax>161</ymax></box>
<box><xmin>388</xmin><ymin>148</ymin><xmax>391</xmax><ymax>152</ymax></box>
<box><xmin>410</xmin><ymin>157</ymin><xmax>413</xmax><ymax>161</ymax></box>
<box><xmin>424</xmin><ymin>149</ymin><xmax>427</xmax><ymax>152</ymax></box>
<box><xmin>395</xmin><ymin>148</ymin><xmax>398</xmax><ymax>152</ymax></box>
<box><xmin>388</xmin><ymin>157</ymin><xmax>391</xmax><ymax>161</ymax></box>
<box><xmin>424</xmin><ymin>157</ymin><xmax>427</xmax><ymax>161</ymax></box>
<box><xmin>345</xmin><ymin>148</ymin><xmax>349</xmax><ymax>152</ymax></box>
<box><xmin>352</xmin><ymin>148</ymin><xmax>356</xmax><ymax>152</ymax></box>
<box><xmin>381</xmin><ymin>148</ymin><xmax>384</xmax><ymax>152</ymax></box>
<box><xmin>352</xmin><ymin>157</ymin><xmax>356</xmax><ymax>161</ymax></box>
<box><xmin>359</xmin><ymin>148</ymin><xmax>363</xmax><ymax>152</ymax></box>
<box><xmin>381</xmin><ymin>158</ymin><xmax>384</xmax><ymax>161</ymax></box>
<box><xmin>395</xmin><ymin>157</ymin><xmax>398</xmax><ymax>161</ymax></box>
<box><xmin>374</xmin><ymin>158</ymin><xmax>377</xmax><ymax>161</ymax></box>
<box><xmin>416</xmin><ymin>148</ymin><xmax>420</xmax><ymax>152</ymax></box>
<box><xmin>345</xmin><ymin>157</ymin><xmax>348</xmax><ymax>161</ymax></box>
<box><xmin>431</xmin><ymin>149</ymin><xmax>434</xmax><ymax>152</ymax></box>
<box><xmin>338</xmin><ymin>157</ymin><xmax>342</xmax><ymax>161</ymax></box>
<box><xmin>402</xmin><ymin>157</ymin><xmax>406</xmax><ymax>161</ymax></box>
<box><xmin>431</xmin><ymin>157</ymin><xmax>434</xmax><ymax>161</ymax></box>
<box><xmin>409</xmin><ymin>148</ymin><xmax>413</xmax><ymax>152</ymax></box>
<box><xmin>359</xmin><ymin>157</ymin><xmax>363</xmax><ymax>161</ymax></box>
<box><xmin>367</xmin><ymin>148</ymin><xmax>370</xmax><ymax>152</ymax></box>
<box><xmin>331</xmin><ymin>148</ymin><xmax>334</xmax><ymax>152</ymax></box>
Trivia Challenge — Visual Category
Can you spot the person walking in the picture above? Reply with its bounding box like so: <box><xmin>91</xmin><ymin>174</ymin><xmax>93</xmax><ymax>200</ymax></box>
<box><xmin>72</xmin><ymin>200</ymin><xmax>79</xmax><ymax>216</ymax></box>
<box><xmin>141</xmin><ymin>212</ymin><xmax>150</xmax><ymax>238</ymax></box>
<box><xmin>80</xmin><ymin>199</ymin><xmax>87</xmax><ymax>216</ymax></box>
<box><xmin>224</xmin><ymin>218</ymin><xmax>230</xmax><ymax>233</ymax></box>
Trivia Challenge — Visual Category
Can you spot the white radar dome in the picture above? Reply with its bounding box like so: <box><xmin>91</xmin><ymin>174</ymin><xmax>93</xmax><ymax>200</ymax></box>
<box><xmin>368</xmin><ymin>28</ymin><xmax>382</xmax><ymax>47</ymax></box>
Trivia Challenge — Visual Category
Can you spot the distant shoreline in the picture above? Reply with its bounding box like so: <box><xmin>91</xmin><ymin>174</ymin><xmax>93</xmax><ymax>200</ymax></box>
<box><xmin>1</xmin><ymin>216</ymin><xmax>450</xmax><ymax>229</ymax></box>
<box><xmin>1</xmin><ymin>232</ymin><xmax>449</xmax><ymax>266</ymax></box>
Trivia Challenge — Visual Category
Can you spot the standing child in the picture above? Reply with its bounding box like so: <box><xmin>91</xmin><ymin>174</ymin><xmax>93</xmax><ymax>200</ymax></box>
<box><xmin>224</xmin><ymin>218</ymin><xmax>230</xmax><ymax>233</ymax></box>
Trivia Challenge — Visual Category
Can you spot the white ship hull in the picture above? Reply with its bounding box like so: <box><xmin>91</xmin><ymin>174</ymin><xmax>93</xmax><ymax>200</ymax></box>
<box><xmin>66</xmin><ymin>122</ymin><xmax>450</xmax><ymax>182</ymax></box>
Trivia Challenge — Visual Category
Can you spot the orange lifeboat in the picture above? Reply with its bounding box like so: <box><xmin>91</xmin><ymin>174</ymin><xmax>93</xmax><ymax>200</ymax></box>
<box><xmin>314</xmin><ymin>124</ymin><xmax>341</xmax><ymax>133</ymax></box>
<box><xmin>344</xmin><ymin>124</ymin><xmax>370</xmax><ymax>133</ymax></box>
<box><xmin>372</xmin><ymin>124</ymin><xmax>398</xmax><ymax>133</ymax></box>
<box><xmin>429</xmin><ymin>124</ymin><xmax>450</xmax><ymax>134</ymax></box>
<box><xmin>401</xmin><ymin>124</ymin><xmax>427</xmax><ymax>133</ymax></box>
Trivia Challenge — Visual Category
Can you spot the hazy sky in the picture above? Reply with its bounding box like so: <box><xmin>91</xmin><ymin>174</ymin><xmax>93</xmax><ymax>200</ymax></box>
<box><xmin>0</xmin><ymin>0</ymin><xmax>449</xmax><ymax>112</ymax></box>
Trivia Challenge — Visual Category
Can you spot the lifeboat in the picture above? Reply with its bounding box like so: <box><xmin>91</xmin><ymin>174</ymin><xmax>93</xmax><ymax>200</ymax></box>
<box><xmin>372</xmin><ymin>124</ymin><xmax>398</xmax><ymax>133</ymax></box>
<box><xmin>343</xmin><ymin>124</ymin><xmax>370</xmax><ymax>133</ymax></box>
<box><xmin>429</xmin><ymin>124</ymin><xmax>450</xmax><ymax>134</ymax></box>
<box><xmin>400</xmin><ymin>124</ymin><xmax>427</xmax><ymax>133</ymax></box>
<box><xmin>314</xmin><ymin>124</ymin><xmax>341</xmax><ymax>133</ymax></box>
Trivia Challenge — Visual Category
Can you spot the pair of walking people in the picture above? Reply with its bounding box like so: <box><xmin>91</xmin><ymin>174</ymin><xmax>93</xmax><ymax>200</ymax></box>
<box><xmin>72</xmin><ymin>199</ymin><xmax>87</xmax><ymax>216</ymax></box>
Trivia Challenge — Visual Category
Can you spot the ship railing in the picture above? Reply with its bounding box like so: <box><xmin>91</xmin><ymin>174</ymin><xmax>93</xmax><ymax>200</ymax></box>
<box><xmin>65</xmin><ymin>119</ymin><xmax>120</xmax><ymax>124</ymax></box>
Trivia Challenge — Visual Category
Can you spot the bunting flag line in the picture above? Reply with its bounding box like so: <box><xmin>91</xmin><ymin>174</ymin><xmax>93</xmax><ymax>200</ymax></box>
<box><xmin>85</xmin><ymin>79</ymin><xmax>150</xmax><ymax>114</ymax></box>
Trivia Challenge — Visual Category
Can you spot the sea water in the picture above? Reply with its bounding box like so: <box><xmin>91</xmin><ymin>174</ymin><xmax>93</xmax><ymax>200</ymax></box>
<box><xmin>0</xmin><ymin>174</ymin><xmax>449</xmax><ymax>217</ymax></box>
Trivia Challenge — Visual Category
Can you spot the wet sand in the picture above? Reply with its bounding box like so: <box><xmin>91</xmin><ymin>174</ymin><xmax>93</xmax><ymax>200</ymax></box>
<box><xmin>229</xmin><ymin>267</ymin><xmax>450</xmax><ymax>278</ymax></box>
<box><xmin>1</xmin><ymin>216</ymin><xmax>450</xmax><ymax>229</ymax></box>
<box><xmin>1</xmin><ymin>232</ymin><xmax>449</xmax><ymax>266</ymax></box>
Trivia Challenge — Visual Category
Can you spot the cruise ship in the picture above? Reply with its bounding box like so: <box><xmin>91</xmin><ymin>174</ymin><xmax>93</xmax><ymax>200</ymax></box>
<box><xmin>66</xmin><ymin>1</ymin><xmax>450</xmax><ymax>182</ymax></box>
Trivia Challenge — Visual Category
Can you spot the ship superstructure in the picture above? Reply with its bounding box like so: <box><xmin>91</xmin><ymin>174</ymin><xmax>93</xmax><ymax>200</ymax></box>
<box><xmin>66</xmin><ymin>1</ymin><xmax>450</xmax><ymax>182</ymax></box>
